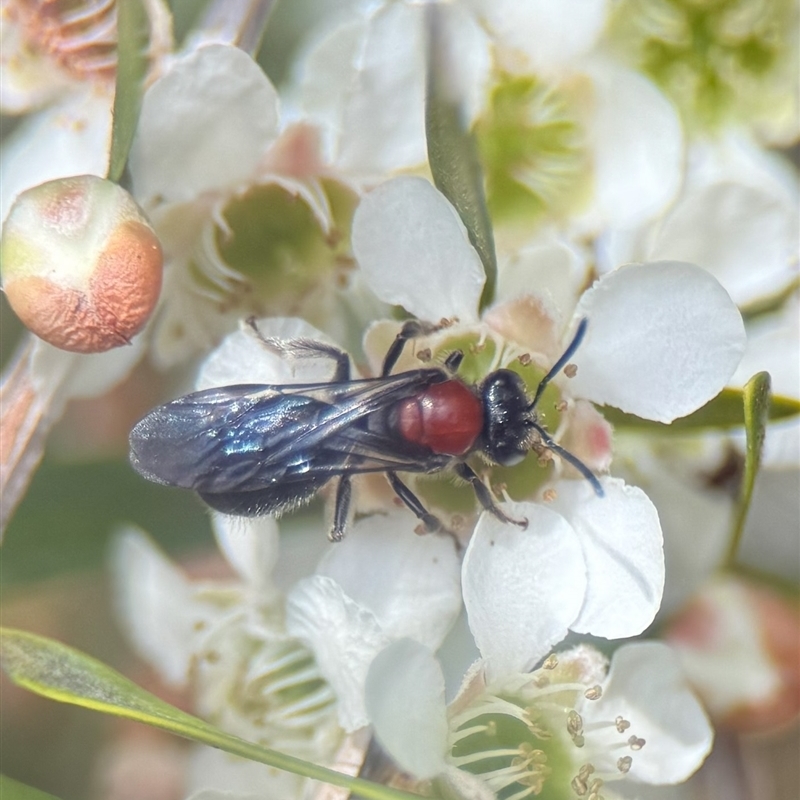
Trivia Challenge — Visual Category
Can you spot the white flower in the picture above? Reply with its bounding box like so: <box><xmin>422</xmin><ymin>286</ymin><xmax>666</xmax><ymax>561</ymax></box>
<box><xmin>351</xmin><ymin>175</ymin><xmax>746</xmax><ymax>671</ymax></box>
<box><xmin>598</xmin><ymin>134</ymin><xmax>799</xmax><ymax>608</ymax></box>
<box><xmin>365</xmin><ymin>639</ymin><xmax>714</xmax><ymax>796</ymax></box>
<box><xmin>352</xmin><ymin>177</ymin><xmax>746</xmax><ymax>420</ymax></box>
<box><xmin>285</xmin><ymin>514</ymin><xmax>463</xmax><ymax>732</ymax></box>
<box><xmin>111</xmin><ymin>514</ymin><xmax>342</xmax><ymax>760</ymax></box>
<box><xmin>0</xmin><ymin>0</ymin><xmax>172</xmax><ymax>222</ymax></box>
<box><xmin>294</xmin><ymin>0</ymin><xmax>684</xmax><ymax>229</ymax></box>
<box><xmin>463</xmin><ymin>486</ymin><xmax>664</xmax><ymax>676</ymax></box>
<box><xmin>128</xmin><ymin>43</ymin><xmax>376</xmax><ymax>367</ymax></box>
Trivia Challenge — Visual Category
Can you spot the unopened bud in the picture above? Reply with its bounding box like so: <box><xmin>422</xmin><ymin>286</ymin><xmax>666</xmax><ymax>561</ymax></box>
<box><xmin>1</xmin><ymin>175</ymin><xmax>162</xmax><ymax>353</ymax></box>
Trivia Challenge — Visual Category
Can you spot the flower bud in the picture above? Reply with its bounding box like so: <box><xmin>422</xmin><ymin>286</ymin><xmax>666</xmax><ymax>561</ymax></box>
<box><xmin>665</xmin><ymin>576</ymin><xmax>800</xmax><ymax>733</ymax></box>
<box><xmin>1</xmin><ymin>175</ymin><xmax>163</xmax><ymax>353</ymax></box>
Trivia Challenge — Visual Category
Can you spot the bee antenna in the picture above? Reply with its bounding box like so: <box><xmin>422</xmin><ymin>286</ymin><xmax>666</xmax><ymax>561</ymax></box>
<box><xmin>530</xmin><ymin>420</ymin><xmax>604</xmax><ymax>497</ymax></box>
<box><xmin>528</xmin><ymin>317</ymin><xmax>589</xmax><ymax>411</ymax></box>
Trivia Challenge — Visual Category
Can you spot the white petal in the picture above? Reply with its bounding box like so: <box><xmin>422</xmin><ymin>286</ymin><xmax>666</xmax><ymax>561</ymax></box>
<box><xmin>584</xmin><ymin>63</ymin><xmax>683</xmax><ymax>228</ymax></box>
<box><xmin>29</xmin><ymin>335</ymin><xmax>145</xmax><ymax>412</ymax></box>
<box><xmin>365</xmin><ymin>640</ymin><xmax>448</xmax><ymax>779</ymax></box>
<box><xmin>316</xmin><ymin>513</ymin><xmax>462</xmax><ymax>649</ymax></box>
<box><xmin>549</xmin><ymin>478</ymin><xmax>664</xmax><ymax>638</ymax></box>
<box><xmin>130</xmin><ymin>45</ymin><xmax>279</xmax><ymax>203</ymax></box>
<box><xmin>285</xmin><ymin>575</ymin><xmax>390</xmax><ymax>731</ymax></box>
<box><xmin>195</xmin><ymin>317</ymin><xmax>341</xmax><ymax>389</ymax></box>
<box><xmin>352</xmin><ymin>177</ymin><xmax>485</xmax><ymax>322</ymax></box>
<box><xmin>495</xmin><ymin>229</ymin><xmax>589</xmax><ymax>324</ymax></box>
<box><xmin>586</xmin><ymin>642</ymin><xmax>713</xmax><ymax>784</ymax></box>
<box><xmin>462</xmin><ymin>503</ymin><xmax>586</xmax><ymax>677</ymax></box>
<box><xmin>109</xmin><ymin>528</ymin><xmax>197</xmax><ymax>686</ymax></box>
<box><xmin>731</xmin><ymin>296</ymin><xmax>799</xmax><ymax>399</ymax></box>
<box><xmin>0</xmin><ymin>89</ymin><xmax>112</xmax><ymax>223</ymax></box>
<box><xmin>649</xmin><ymin>182</ymin><xmax>798</xmax><ymax>307</ymax></box>
<box><xmin>571</xmin><ymin>261</ymin><xmax>746</xmax><ymax>422</ymax></box>
<box><xmin>212</xmin><ymin>513</ymin><xmax>280</xmax><ymax>593</ymax></box>
<box><xmin>299</xmin><ymin>5</ymin><xmax>427</xmax><ymax>176</ymax></box>
<box><xmin>612</xmin><ymin>436</ymin><xmax>732</xmax><ymax>615</ymax></box>
<box><xmin>475</xmin><ymin>0</ymin><xmax>608</xmax><ymax>75</ymax></box>
<box><xmin>187</xmin><ymin>745</ymin><xmax>304</xmax><ymax>800</ymax></box>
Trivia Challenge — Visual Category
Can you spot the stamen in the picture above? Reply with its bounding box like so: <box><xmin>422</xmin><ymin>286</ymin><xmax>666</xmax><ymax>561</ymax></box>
<box><xmin>449</xmin><ymin>721</ymin><xmax>497</xmax><ymax>744</ymax></box>
<box><xmin>450</xmin><ymin>746</ymin><xmax>533</xmax><ymax>767</ymax></box>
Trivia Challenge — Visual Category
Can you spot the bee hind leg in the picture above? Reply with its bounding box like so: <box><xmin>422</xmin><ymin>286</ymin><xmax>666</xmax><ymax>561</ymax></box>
<box><xmin>385</xmin><ymin>471</ymin><xmax>443</xmax><ymax>533</ymax></box>
<box><xmin>245</xmin><ymin>317</ymin><xmax>351</xmax><ymax>382</ymax></box>
<box><xmin>329</xmin><ymin>474</ymin><xmax>353</xmax><ymax>542</ymax></box>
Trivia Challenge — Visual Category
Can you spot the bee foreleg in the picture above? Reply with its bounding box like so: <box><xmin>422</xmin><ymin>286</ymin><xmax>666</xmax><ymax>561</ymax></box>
<box><xmin>454</xmin><ymin>462</ymin><xmax>527</xmax><ymax>529</ymax></box>
<box><xmin>381</xmin><ymin>319</ymin><xmax>452</xmax><ymax>377</ymax></box>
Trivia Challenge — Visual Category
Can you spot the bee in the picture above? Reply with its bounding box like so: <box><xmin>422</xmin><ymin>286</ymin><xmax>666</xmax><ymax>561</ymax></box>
<box><xmin>129</xmin><ymin>318</ymin><xmax>602</xmax><ymax>540</ymax></box>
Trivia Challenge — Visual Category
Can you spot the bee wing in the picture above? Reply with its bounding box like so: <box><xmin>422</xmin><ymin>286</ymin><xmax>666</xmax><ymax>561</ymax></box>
<box><xmin>129</xmin><ymin>371</ymin><xmax>442</xmax><ymax>493</ymax></box>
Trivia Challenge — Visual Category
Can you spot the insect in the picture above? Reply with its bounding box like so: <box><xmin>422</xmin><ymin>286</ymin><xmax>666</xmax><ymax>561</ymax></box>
<box><xmin>129</xmin><ymin>318</ymin><xmax>603</xmax><ymax>541</ymax></box>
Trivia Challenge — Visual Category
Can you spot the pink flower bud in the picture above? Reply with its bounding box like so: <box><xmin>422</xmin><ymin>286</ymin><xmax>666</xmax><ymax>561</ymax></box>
<box><xmin>665</xmin><ymin>576</ymin><xmax>800</xmax><ymax>733</ymax></box>
<box><xmin>1</xmin><ymin>175</ymin><xmax>163</xmax><ymax>353</ymax></box>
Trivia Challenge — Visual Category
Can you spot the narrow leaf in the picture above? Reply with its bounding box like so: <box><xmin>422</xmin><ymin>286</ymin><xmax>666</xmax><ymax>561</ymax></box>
<box><xmin>0</xmin><ymin>774</ymin><xmax>61</xmax><ymax>800</ymax></box>
<box><xmin>107</xmin><ymin>0</ymin><xmax>150</xmax><ymax>184</ymax></box>
<box><xmin>600</xmin><ymin>388</ymin><xmax>800</xmax><ymax>433</ymax></box>
<box><xmin>0</xmin><ymin>629</ymin><xmax>425</xmax><ymax>800</ymax></box>
<box><xmin>725</xmin><ymin>372</ymin><xmax>771</xmax><ymax>566</ymax></box>
<box><xmin>424</xmin><ymin>5</ymin><xmax>496</xmax><ymax>311</ymax></box>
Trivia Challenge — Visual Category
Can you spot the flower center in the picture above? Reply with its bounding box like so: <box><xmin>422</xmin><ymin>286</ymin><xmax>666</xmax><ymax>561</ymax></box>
<box><xmin>474</xmin><ymin>73</ymin><xmax>590</xmax><ymax>228</ymax></box>
<box><xmin>10</xmin><ymin>0</ymin><xmax>118</xmax><ymax>82</ymax></box>
<box><xmin>198</xmin><ymin>630</ymin><xmax>339</xmax><ymax>751</ymax></box>
<box><xmin>447</xmin><ymin>654</ymin><xmax>647</xmax><ymax>799</ymax></box>
<box><xmin>608</xmin><ymin>0</ymin><xmax>795</xmax><ymax>131</ymax></box>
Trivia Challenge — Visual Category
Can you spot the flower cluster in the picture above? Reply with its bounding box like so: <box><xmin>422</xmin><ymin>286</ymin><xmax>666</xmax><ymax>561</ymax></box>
<box><xmin>1</xmin><ymin>0</ymin><xmax>797</xmax><ymax>799</ymax></box>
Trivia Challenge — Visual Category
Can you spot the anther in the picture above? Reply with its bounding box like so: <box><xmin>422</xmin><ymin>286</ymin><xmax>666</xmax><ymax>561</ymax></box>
<box><xmin>571</xmin><ymin>775</ymin><xmax>588</xmax><ymax>796</ymax></box>
<box><xmin>542</xmin><ymin>488</ymin><xmax>557</xmax><ymax>502</ymax></box>
<box><xmin>555</xmin><ymin>400</ymin><xmax>568</xmax><ymax>412</ymax></box>
<box><xmin>568</xmin><ymin>710</ymin><xmax>585</xmax><ymax>746</ymax></box>
<box><xmin>617</xmin><ymin>756</ymin><xmax>632</xmax><ymax>773</ymax></box>
<box><xmin>542</xmin><ymin>654</ymin><xmax>559</xmax><ymax>670</ymax></box>
<box><xmin>571</xmin><ymin>764</ymin><xmax>595</xmax><ymax>796</ymax></box>
<box><xmin>583</xmin><ymin>685</ymin><xmax>602</xmax><ymax>701</ymax></box>
<box><xmin>627</xmin><ymin>736</ymin><xmax>646</xmax><ymax>751</ymax></box>
<box><xmin>564</xmin><ymin>363</ymin><xmax>578</xmax><ymax>378</ymax></box>
<box><xmin>417</xmin><ymin>348</ymin><xmax>432</xmax><ymax>362</ymax></box>
<box><xmin>518</xmin><ymin>353</ymin><xmax>532</xmax><ymax>366</ymax></box>
<box><xmin>615</xmin><ymin>716</ymin><xmax>630</xmax><ymax>733</ymax></box>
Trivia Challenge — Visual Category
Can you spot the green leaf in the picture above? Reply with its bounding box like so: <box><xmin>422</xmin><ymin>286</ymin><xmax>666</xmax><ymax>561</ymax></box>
<box><xmin>0</xmin><ymin>775</ymin><xmax>61</xmax><ymax>800</ymax></box>
<box><xmin>600</xmin><ymin>387</ymin><xmax>800</xmax><ymax>433</ymax></box>
<box><xmin>424</xmin><ymin>6</ymin><xmax>496</xmax><ymax>311</ymax></box>
<box><xmin>725</xmin><ymin>372</ymin><xmax>771</xmax><ymax>566</ymax></box>
<box><xmin>0</xmin><ymin>629</ymin><xmax>425</xmax><ymax>800</ymax></box>
<box><xmin>107</xmin><ymin>0</ymin><xmax>150</xmax><ymax>184</ymax></box>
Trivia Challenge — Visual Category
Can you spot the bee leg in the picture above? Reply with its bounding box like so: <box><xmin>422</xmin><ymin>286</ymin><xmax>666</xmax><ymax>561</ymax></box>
<box><xmin>245</xmin><ymin>317</ymin><xmax>351</xmax><ymax>382</ymax></box>
<box><xmin>329</xmin><ymin>474</ymin><xmax>353</xmax><ymax>542</ymax></box>
<box><xmin>381</xmin><ymin>319</ymin><xmax>451</xmax><ymax>377</ymax></box>
<box><xmin>454</xmin><ymin>462</ymin><xmax>528</xmax><ymax>529</ymax></box>
<box><xmin>385</xmin><ymin>471</ymin><xmax>443</xmax><ymax>533</ymax></box>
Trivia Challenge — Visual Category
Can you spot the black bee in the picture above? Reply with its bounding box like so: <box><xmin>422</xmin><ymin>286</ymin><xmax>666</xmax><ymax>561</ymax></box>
<box><xmin>129</xmin><ymin>318</ymin><xmax>602</xmax><ymax>540</ymax></box>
